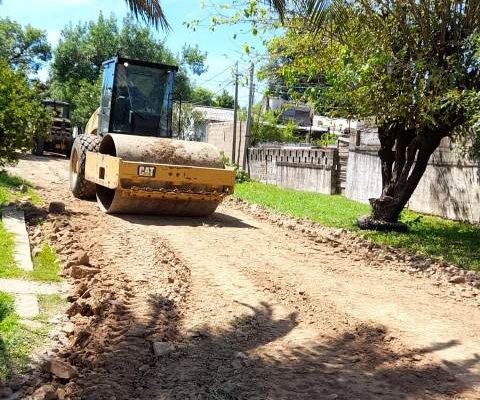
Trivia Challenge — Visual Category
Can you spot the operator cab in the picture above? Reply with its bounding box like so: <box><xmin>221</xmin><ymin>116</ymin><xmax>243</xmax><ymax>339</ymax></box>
<box><xmin>43</xmin><ymin>100</ymin><xmax>70</xmax><ymax>119</ymax></box>
<box><xmin>98</xmin><ymin>56</ymin><xmax>178</xmax><ymax>138</ymax></box>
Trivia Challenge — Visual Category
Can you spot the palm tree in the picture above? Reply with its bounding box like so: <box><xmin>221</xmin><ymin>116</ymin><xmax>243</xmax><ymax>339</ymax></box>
<box><xmin>125</xmin><ymin>0</ymin><xmax>169</xmax><ymax>30</ymax></box>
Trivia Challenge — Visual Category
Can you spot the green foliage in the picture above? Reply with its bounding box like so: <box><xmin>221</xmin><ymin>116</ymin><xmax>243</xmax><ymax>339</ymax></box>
<box><xmin>235</xmin><ymin>167</ymin><xmax>250</xmax><ymax>183</ymax></box>
<box><xmin>214</xmin><ymin>89</ymin><xmax>235</xmax><ymax>109</ymax></box>
<box><xmin>221</xmin><ymin>153</ymin><xmax>250</xmax><ymax>183</ymax></box>
<box><xmin>0</xmin><ymin>239</ymin><xmax>60</xmax><ymax>282</ymax></box>
<box><xmin>190</xmin><ymin>86</ymin><xmax>216</xmax><ymax>106</ymax></box>
<box><xmin>0</xmin><ymin>291</ymin><xmax>41</xmax><ymax>382</ymax></box>
<box><xmin>0</xmin><ymin>223</ymin><xmax>18</xmax><ymax>278</ymax></box>
<box><xmin>30</xmin><ymin>245</ymin><xmax>61</xmax><ymax>283</ymax></box>
<box><xmin>0</xmin><ymin>17</ymin><xmax>51</xmax><ymax>74</ymax></box>
<box><xmin>50</xmin><ymin>13</ymin><xmax>203</xmax><ymax>128</ymax></box>
<box><xmin>0</xmin><ymin>62</ymin><xmax>50</xmax><ymax>167</ymax></box>
<box><xmin>313</xmin><ymin>133</ymin><xmax>337</xmax><ymax>147</ymax></box>
<box><xmin>0</xmin><ymin>292</ymin><xmax>14</xmax><ymax>321</ymax></box>
<box><xmin>182</xmin><ymin>44</ymin><xmax>208</xmax><ymax>76</ymax></box>
<box><xmin>263</xmin><ymin>3</ymin><xmax>480</xmax><ymax>150</ymax></box>
<box><xmin>251</xmin><ymin>108</ymin><xmax>297</xmax><ymax>144</ymax></box>
<box><xmin>234</xmin><ymin>181</ymin><xmax>480</xmax><ymax>270</ymax></box>
<box><xmin>0</xmin><ymin>171</ymin><xmax>42</xmax><ymax>207</ymax></box>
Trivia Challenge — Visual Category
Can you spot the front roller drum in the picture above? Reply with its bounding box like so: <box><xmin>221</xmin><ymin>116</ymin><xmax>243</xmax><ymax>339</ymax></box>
<box><xmin>97</xmin><ymin>186</ymin><xmax>221</xmax><ymax>217</ymax></box>
<box><xmin>87</xmin><ymin>134</ymin><xmax>235</xmax><ymax>217</ymax></box>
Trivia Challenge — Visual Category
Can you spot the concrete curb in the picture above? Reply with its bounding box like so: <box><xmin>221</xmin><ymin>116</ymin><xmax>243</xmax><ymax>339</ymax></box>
<box><xmin>2</xmin><ymin>206</ymin><xmax>34</xmax><ymax>271</ymax></box>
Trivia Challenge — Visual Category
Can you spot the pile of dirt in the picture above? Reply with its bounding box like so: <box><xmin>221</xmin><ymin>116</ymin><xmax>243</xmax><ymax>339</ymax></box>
<box><xmin>20</xmin><ymin>209</ymin><xmax>192</xmax><ymax>399</ymax></box>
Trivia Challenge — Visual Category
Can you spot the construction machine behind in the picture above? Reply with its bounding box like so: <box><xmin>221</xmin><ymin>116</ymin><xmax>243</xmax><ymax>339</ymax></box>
<box><xmin>69</xmin><ymin>57</ymin><xmax>235</xmax><ymax>216</ymax></box>
<box><xmin>34</xmin><ymin>100</ymin><xmax>74</xmax><ymax>156</ymax></box>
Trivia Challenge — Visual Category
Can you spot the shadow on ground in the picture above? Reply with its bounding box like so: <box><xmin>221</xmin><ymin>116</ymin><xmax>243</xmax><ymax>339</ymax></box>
<box><xmin>118</xmin><ymin>211</ymin><xmax>257</xmax><ymax>230</ymax></box>
<box><xmin>47</xmin><ymin>290</ymin><xmax>476</xmax><ymax>400</ymax></box>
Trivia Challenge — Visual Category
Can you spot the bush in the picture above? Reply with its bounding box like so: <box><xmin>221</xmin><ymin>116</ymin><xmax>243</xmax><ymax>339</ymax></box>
<box><xmin>0</xmin><ymin>61</ymin><xmax>50</xmax><ymax>166</ymax></box>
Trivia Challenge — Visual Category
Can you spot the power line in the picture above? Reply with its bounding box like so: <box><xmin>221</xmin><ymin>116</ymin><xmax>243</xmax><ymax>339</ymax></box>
<box><xmin>194</xmin><ymin>65</ymin><xmax>234</xmax><ymax>86</ymax></box>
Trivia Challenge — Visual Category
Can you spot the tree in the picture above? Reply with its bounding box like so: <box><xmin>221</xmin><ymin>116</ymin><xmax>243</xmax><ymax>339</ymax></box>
<box><xmin>251</xmin><ymin>106</ymin><xmax>296</xmax><ymax>145</ymax></box>
<box><xmin>214</xmin><ymin>89</ymin><xmax>235</xmax><ymax>109</ymax></box>
<box><xmin>182</xmin><ymin>45</ymin><xmax>208</xmax><ymax>76</ymax></box>
<box><xmin>0</xmin><ymin>17</ymin><xmax>51</xmax><ymax>74</ymax></box>
<box><xmin>266</xmin><ymin>0</ymin><xmax>480</xmax><ymax>229</ymax></box>
<box><xmin>0</xmin><ymin>61</ymin><xmax>50</xmax><ymax>166</ymax></box>
<box><xmin>50</xmin><ymin>13</ymin><xmax>202</xmax><ymax>127</ymax></box>
<box><xmin>190</xmin><ymin>86</ymin><xmax>215</xmax><ymax>106</ymax></box>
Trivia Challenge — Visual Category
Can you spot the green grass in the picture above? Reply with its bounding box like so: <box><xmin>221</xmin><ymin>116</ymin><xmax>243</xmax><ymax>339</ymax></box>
<box><xmin>0</xmin><ymin>244</ymin><xmax>61</xmax><ymax>282</ymax></box>
<box><xmin>0</xmin><ymin>170</ymin><xmax>44</xmax><ymax>279</ymax></box>
<box><xmin>234</xmin><ymin>181</ymin><xmax>480</xmax><ymax>271</ymax></box>
<box><xmin>30</xmin><ymin>245</ymin><xmax>61</xmax><ymax>282</ymax></box>
<box><xmin>0</xmin><ymin>291</ymin><xmax>42</xmax><ymax>382</ymax></box>
<box><xmin>0</xmin><ymin>223</ymin><xmax>16</xmax><ymax>278</ymax></box>
<box><xmin>0</xmin><ymin>170</ymin><xmax>42</xmax><ymax>207</ymax></box>
<box><xmin>0</xmin><ymin>291</ymin><xmax>60</xmax><ymax>382</ymax></box>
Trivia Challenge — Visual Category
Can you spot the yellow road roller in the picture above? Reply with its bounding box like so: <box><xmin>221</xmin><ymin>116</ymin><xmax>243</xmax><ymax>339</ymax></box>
<box><xmin>69</xmin><ymin>57</ymin><xmax>235</xmax><ymax>216</ymax></box>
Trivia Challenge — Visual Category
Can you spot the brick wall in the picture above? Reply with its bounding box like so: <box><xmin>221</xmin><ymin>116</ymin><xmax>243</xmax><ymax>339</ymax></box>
<box><xmin>249</xmin><ymin>147</ymin><xmax>338</xmax><ymax>194</ymax></box>
<box><xmin>205</xmin><ymin>121</ymin><xmax>246</xmax><ymax>165</ymax></box>
<box><xmin>346</xmin><ymin>135</ymin><xmax>480</xmax><ymax>223</ymax></box>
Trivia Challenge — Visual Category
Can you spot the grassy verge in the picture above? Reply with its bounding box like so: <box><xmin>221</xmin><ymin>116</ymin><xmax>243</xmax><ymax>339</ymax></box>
<box><xmin>0</xmin><ymin>291</ymin><xmax>41</xmax><ymax>382</ymax></box>
<box><xmin>0</xmin><ymin>223</ymin><xmax>16</xmax><ymax>277</ymax></box>
<box><xmin>234</xmin><ymin>181</ymin><xmax>480</xmax><ymax>271</ymax></box>
<box><xmin>0</xmin><ymin>292</ymin><xmax>65</xmax><ymax>382</ymax></box>
<box><xmin>0</xmin><ymin>244</ymin><xmax>61</xmax><ymax>282</ymax></box>
<box><xmin>0</xmin><ymin>170</ymin><xmax>42</xmax><ymax>207</ymax></box>
<box><xmin>0</xmin><ymin>170</ymin><xmax>46</xmax><ymax>279</ymax></box>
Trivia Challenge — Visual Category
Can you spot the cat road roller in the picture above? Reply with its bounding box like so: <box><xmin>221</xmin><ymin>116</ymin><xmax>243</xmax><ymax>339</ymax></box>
<box><xmin>69</xmin><ymin>57</ymin><xmax>235</xmax><ymax>216</ymax></box>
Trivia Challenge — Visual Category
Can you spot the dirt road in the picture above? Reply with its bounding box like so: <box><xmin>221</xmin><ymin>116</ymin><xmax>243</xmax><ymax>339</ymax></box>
<box><xmin>8</xmin><ymin>154</ymin><xmax>480</xmax><ymax>399</ymax></box>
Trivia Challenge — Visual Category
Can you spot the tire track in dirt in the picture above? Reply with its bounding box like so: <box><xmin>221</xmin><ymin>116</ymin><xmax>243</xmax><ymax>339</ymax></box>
<box><xmin>7</xmin><ymin>155</ymin><xmax>480</xmax><ymax>399</ymax></box>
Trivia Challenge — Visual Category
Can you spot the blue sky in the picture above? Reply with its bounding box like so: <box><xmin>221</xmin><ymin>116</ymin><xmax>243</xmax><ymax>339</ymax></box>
<box><xmin>1</xmin><ymin>0</ymin><xmax>272</xmax><ymax>105</ymax></box>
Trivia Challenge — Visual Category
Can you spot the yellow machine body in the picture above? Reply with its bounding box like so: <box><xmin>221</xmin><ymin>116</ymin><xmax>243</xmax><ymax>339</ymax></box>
<box><xmin>84</xmin><ymin>133</ymin><xmax>235</xmax><ymax>216</ymax></box>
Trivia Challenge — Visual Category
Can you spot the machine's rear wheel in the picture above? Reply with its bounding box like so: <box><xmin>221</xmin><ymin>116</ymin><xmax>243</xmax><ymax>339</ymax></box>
<box><xmin>70</xmin><ymin>135</ymin><xmax>100</xmax><ymax>199</ymax></box>
<box><xmin>32</xmin><ymin>138</ymin><xmax>44</xmax><ymax>156</ymax></box>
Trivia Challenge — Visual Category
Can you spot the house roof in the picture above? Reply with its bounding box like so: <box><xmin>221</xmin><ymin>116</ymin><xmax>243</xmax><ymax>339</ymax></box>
<box><xmin>193</xmin><ymin>106</ymin><xmax>234</xmax><ymax>122</ymax></box>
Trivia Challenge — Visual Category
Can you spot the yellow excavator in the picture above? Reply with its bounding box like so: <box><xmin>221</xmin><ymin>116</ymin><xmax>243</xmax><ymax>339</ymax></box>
<box><xmin>69</xmin><ymin>57</ymin><xmax>235</xmax><ymax>216</ymax></box>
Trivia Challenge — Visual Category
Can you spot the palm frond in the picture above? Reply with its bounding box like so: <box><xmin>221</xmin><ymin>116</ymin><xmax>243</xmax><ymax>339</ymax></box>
<box><xmin>268</xmin><ymin>0</ymin><xmax>348</xmax><ymax>34</ymax></box>
<box><xmin>125</xmin><ymin>0</ymin><xmax>170</xmax><ymax>31</ymax></box>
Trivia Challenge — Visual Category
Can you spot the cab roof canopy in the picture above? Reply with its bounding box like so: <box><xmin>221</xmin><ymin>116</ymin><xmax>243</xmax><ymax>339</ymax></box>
<box><xmin>102</xmin><ymin>56</ymin><xmax>179</xmax><ymax>72</ymax></box>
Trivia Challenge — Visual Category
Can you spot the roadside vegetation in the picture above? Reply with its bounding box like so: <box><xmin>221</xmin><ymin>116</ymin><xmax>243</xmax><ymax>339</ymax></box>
<box><xmin>0</xmin><ymin>292</ymin><xmax>42</xmax><ymax>382</ymax></box>
<box><xmin>0</xmin><ymin>172</ymin><xmax>63</xmax><ymax>382</ymax></box>
<box><xmin>0</xmin><ymin>243</ymin><xmax>61</xmax><ymax>282</ymax></box>
<box><xmin>0</xmin><ymin>171</ymin><xmax>42</xmax><ymax>207</ymax></box>
<box><xmin>235</xmin><ymin>181</ymin><xmax>480</xmax><ymax>271</ymax></box>
<box><xmin>0</xmin><ymin>291</ymin><xmax>65</xmax><ymax>382</ymax></box>
<box><xmin>0</xmin><ymin>170</ymin><xmax>56</xmax><ymax>281</ymax></box>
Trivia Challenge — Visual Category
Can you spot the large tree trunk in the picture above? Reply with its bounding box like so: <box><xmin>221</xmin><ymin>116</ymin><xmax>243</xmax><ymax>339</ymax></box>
<box><xmin>358</xmin><ymin>123</ymin><xmax>445</xmax><ymax>231</ymax></box>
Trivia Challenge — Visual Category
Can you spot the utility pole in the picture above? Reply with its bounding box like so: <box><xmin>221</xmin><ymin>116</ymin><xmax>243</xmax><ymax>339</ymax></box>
<box><xmin>232</xmin><ymin>62</ymin><xmax>239</xmax><ymax>164</ymax></box>
<box><xmin>243</xmin><ymin>62</ymin><xmax>254</xmax><ymax>171</ymax></box>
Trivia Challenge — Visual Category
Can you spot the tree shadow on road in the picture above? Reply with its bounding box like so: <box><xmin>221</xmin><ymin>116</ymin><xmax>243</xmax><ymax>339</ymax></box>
<box><xmin>54</xmin><ymin>292</ymin><xmax>477</xmax><ymax>400</ymax></box>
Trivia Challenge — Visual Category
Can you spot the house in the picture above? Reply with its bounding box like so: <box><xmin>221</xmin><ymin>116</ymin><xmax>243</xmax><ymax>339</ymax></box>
<box><xmin>184</xmin><ymin>105</ymin><xmax>234</xmax><ymax>141</ymax></box>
